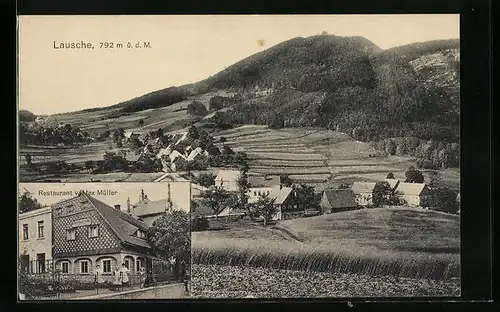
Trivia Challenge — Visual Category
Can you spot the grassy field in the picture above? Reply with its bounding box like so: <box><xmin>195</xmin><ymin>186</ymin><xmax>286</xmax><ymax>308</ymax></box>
<box><xmin>191</xmin><ymin>207</ymin><xmax>460</xmax><ymax>297</ymax></box>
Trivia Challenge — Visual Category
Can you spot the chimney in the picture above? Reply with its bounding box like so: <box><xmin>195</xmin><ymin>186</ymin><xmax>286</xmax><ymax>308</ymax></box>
<box><xmin>114</xmin><ymin>204</ymin><xmax>121</xmax><ymax>210</ymax></box>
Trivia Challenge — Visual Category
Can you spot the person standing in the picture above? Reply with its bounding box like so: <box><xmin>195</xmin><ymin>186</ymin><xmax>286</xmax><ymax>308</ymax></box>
<box><xmin>119</xmin><ymin>263</ymin><xmax>130</xmax><ymax>288</ymax></box>
<box><xmin>139</xmin><ymin>267</ymin><xmax>146</xmax><ymax>289</ymax></box>
<box><xmin>111</xmin><ymin>267</ymin><xmax>122</xmax><ymax>291</ymax></box>
<box><xmin>94</xmin><ymin>264</ymin><xmax>105</xmax><ymax>287</ymax></box>
<box><xmin>168</xmin><ymin>256</ymin><xmax>177</xmax><ymax>280</ymax></box>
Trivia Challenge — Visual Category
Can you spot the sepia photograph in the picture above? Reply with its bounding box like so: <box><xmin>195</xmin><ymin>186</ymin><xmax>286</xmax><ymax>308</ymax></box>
<box><xmin>17</xmin><ymin>182</ymin><xmax>191</xmax><ymax>300</ymax></box>
<box><xmin>18</xmin><ymin>14</ymin><xmax>460</xmax><ymax>298</ymax></box>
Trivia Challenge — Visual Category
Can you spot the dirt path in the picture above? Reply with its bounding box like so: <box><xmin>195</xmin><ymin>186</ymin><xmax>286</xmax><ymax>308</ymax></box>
<box><xmin>251</xmin><ymin>224</ymin><xmax>304</xmax><ymax>244</ymax></box>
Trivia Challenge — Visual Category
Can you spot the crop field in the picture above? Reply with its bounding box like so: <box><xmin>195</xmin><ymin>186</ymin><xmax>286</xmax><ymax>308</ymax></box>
<box><xmin>191</xmin><ymin>208</ymin><xmax>460</xmax><ymax>297</ymax></box>
<box><xmin>191</xmin><ymin>265</ymin><xmax>460</xmax><ymax>298</ymax></box>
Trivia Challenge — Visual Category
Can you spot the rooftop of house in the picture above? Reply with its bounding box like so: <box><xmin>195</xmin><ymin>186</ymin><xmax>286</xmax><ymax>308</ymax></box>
<box><xmin>215</xmin><ymin>169</ymin><xmax>241</xmax><ymax>183</ymax></box>
<box><xmin>248</xmin><ymin>175</ymin><xmax>281</xmax><ymax>187</ymax></box>
<box><xmin>76</xmin><ymin>192</ymin><xmax>151</xmax><ymax>249</ymax></box>
<box><xmin>395</xmin><ymin>182</ymin><xmax>429</xmax><ymax>196</ymax></box>
<box><xmin>248</xmin><ymin>185</ymin><xmax>293</xmax><ymax>205</ymax></box>
<box><xmin>323</xmin><ymin>189</ymin><xmax>357</xmax><ymax>208</ymax></box>
<box><xmin>351</xmin><ymin>182</ymin><xmax>377</xmax><ymax>194</ymax></box>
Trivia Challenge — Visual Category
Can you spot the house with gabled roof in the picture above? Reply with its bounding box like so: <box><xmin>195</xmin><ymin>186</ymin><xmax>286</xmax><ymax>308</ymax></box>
<box><xmin>129</xmin><ymin>186</ymin><xmax>185</xmax><ymax>227</ymax></box>
<box><xmin>215</xmin><ymin>169</ymin><xmax>241</xmax><ymax>192</ymax></box>
<box><xmin>320</xmin><ymin>189</ymin><xmax>358</xmax><ymax>213</ymax></box>
<box><xmin>52</xmin><ymin>191</ymin><xmax>153</xmax><ymax>279</ymax></box>
<box><xmin>395</xmin><ymin>182</ymin><xmax>431</xmax><ymax>207</ymax></box>
<box><xmin>247</xmin><ymin>185</ymin><xmax>296</xmax><ymax>220</ymax></box>
<box><xmin>351</xmin><ymin>182</ymin><xmax>377</xmax><ymax>206</ymax></box>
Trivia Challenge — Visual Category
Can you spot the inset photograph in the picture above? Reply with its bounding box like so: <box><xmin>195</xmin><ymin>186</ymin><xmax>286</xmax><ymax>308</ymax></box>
<box><xmin>18</xmin><ymin>182</ymin><xmax>191</xmax><ymax>300</ymax></box>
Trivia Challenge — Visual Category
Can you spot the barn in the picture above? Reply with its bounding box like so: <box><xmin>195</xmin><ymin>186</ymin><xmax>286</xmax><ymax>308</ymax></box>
<box><xmin>320</xmin><ymin>189</ymin><xmax>358</xmax><ymax>213</ymax></box>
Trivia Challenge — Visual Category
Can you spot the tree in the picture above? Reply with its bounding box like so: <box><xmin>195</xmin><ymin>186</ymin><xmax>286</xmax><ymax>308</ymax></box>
<box><xmin>138</xmin><ymin>119</ymin><xmax>145</xmax><ymax>127</ymax></box>
<box><xmin>280</xmin><ymin>175</ymin><xmax>293</xmax><ymax>187</ymax></box>
<box><xmin>199</xmin><ymin>187</ymin><xmax>235</xmax><ymax>216</ymax></box>
<box><xmin>431</xmin><ymin>187</ymin><xmax>459</xmax><ymax>214</ymax></box>
<box><xmin>428</xmin><ymin>170</ymin><xmax>440</xmax><ymax>188</ymax></box>
<box><xmin>146</xmin><ymin>210</ymin><xmax>191</xmax><ymax>270</ymax></box>
<box><xmin>112</xmin><ymin>128</ymin><xmax>125</xmax><ymax>147</ymax></box>
<box><xmin>253</xmin><ymin>194</ymin><xmax>278</xmax><ymax>227</ymax></box>
<box><xmin>237</xmin><ymin>169</ymin><xmax>251</xmax><ymax>210</ymax></box>
<box><xmin>386</xmin><ymin>172</ymin><xmax>395</xmax><ymax>179</ymax></box>
<box><xmin>372</xmin><ymin>181</ymin><xmax>394</xmax><ymax>207</ymax></box>
<box><xmin>294</xmin><ymin>184</ymin><xmax>317</xmax><ymax>210</ymax></box>
<box><xmin>19</xmin><ymin>191</ymin><xmax>43</xmax><ymax>214</ymax></box>
<box><xmin>405</xmin><ymin>166</ymin><xmax>424</xmax><ymax>183</ymax></box>
<box><xmin>187</xmin><ymin>101</ymin><xmax>208</xmax><ymax>116</ymax></box>
<box><xmin>195</xmin><ymin>173</ymin><xmax>216</xmax><ymax>188</ymax></box>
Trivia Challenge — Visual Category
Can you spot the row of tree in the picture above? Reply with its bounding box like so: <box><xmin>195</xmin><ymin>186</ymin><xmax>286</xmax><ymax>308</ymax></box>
<box><xmin>19</xmin><ymin>123</ymin><xmax>91</xmax><ymax>146</ymax></box>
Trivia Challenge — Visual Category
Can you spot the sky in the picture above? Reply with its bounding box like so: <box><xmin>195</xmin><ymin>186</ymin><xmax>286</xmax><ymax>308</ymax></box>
<box><xmin>19</xmin><ymin>182</ymin><xmax>191</xmax><ymax>212</ymax></box>
<box><xmin>18</xmin><ymin>14</ymin><xmax>459</xmax><ymax>115</ymax></box>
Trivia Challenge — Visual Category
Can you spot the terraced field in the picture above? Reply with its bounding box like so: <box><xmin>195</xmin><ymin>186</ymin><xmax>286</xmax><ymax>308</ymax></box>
<box><xmin>211</xmin><ymin>125</ymin><xmax>460</xmax><ymax>191</ymax></box>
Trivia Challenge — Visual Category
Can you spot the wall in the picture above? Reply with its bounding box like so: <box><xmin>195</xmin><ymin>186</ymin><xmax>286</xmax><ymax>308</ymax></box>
<box><xmin>76</xmin><ymin>283</ymin><xmax>188</xmax><ymax>300</ymax></box>
<box><xmin>19</xmin><ymin>207</ymin><xmax>53</xmax><ymax>268</ymax></box>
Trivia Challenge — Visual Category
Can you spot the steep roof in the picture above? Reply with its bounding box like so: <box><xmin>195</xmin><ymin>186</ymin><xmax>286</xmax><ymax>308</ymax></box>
<box><xmin>248</xmin><ymin>186</ymin><xmax>293</xmax><ymax>205</ymax></box>
<box><xmin>187</xmin><ymin>147</ymin><xmax>204</xmax><ymax>161</ymax></box>
<box><xmin>323</xmin><ymin>189</ymin><xmax>357</xmax><ymax>208</ymax></box>
<box><xmin>83</xmin><ymin>193</ymin><xmax>151</xmax><ymax>249</ymax></box>
<box><xmin>395</xmin><ymin>182</ymin><xmax>428</xmax><ymax>196</ymax></box>
<box><xmin>132</xmin><ymin>198</ymin><xmax>178</xmax><ymax>218</ymax></box>
<box><xmin>169</xmin><ymin>150</ymin><xmax>186</xmax><ymax>162</ymax></box>
<box><xmin>351</xmin><ymin>182</ymin><xmax>377</xmax><ymax>194</ymax></box>
<box><xmin>384</xmin><ymin>178</ymin><xmax>400</xmax><ymax>190</ymax></box>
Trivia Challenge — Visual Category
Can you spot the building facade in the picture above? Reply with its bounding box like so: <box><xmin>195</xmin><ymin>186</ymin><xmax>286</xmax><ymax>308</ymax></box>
<box><xmin>214</xmin><ymin>169</ymin><xmax>240</xmax><ymax>192</ymax></box>
<box><xmin>395</xmin><ymin>182</ymin><xmax>431</xmax><ymax>207</ymax></box>
<box><xmin>52</xmin><ymin>192</ymin><xmax>153</xmax><ymax>280</ymax></box>
<box><xmin>351</xmin><ymin>182</ymin><xmax>377</xmax><ymax>206</ymax></box>
<box><xmin>19</xmin><ymin>206</ymin><xmax>53</xmax><ymax>274</ymax></box>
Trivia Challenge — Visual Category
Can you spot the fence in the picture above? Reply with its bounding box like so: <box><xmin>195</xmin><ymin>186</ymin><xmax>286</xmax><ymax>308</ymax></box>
<box><xmin>18</xmin><ymin>258</ymin><xmax>188</xmax><ymax>300</ymax></box>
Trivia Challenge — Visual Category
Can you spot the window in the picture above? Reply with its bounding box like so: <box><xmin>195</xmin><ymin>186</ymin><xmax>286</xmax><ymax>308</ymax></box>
<box><xmin>22</xmin><ymin>224</ymin><xmax>28</xmax><ymax>240</ymax></box>
<box><xmin>135</xmin><ymin>230</ymin><xmax>146</xmax><ymax>239</ymax></box>
<box><xmin>66</xmin><ymin>229</ymin><xmax>76</xmax><ymax>241</ymax></box>
<box><xmin>88</xmin><ymin>225</ymin><xmax>99</xmax><ymax>238</ymax></box>
<box><xmin>124</xmin><ymin>259</ymin><xmax>130</xmax><ymax>270</ymax></box>
<box><xmin>80</xmin><ymin>260</ymin><xmax>89</xmax><ymax>274</ymax></box>
<box><xmin>102</xmin><ymin>259</ymin><xmax>112</xmax><ymax>273</ymax></box>
<box><xmin>61</xmin><ymin>262</ymin><xmax>69</xmax><ymax>274</ymax></box>
<box><xmin>136</xmin><ymin>259</ymin><xmax>143</xmax><ymax>272</ymax></box>
<box><xmin>253</xmin><ymin>191</ymin><xmax>257</xmax><ymax>196</ymax></box>
<box><xmin>36</xmin><ymin>253</ymin><xmax>46</xmax><ymax>273</ymax></box>
<box><xmin>37</xmin><ymin>221</ymin><xmax>44</xmax><ymax>238</ymax></box>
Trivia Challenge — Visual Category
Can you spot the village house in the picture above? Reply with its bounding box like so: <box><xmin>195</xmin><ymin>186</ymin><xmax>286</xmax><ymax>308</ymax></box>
<box><xmin>247</xmin><ymin>174</ymin><xmax>281</xmax><ymax>188</ymax></box>
<box><xmin>351</xmin><ymin>182</ymin><xmax>377</xmax><ymax>206</ymax></box>
<box><xmin>124</xmin><ymin>131</ymin><xmax>140</xmax><ymax>141</ymax></box>
<box><xmin>169</xmin><ymin>150</ymin><xmax>187</xmax><ymax>171</ymax></box>
<box><xmin>52</xmin><ymin>192</ymin><xmax>153</xmax><ymax>279</ymax></box>
<box><xmin>320</xmin><ymin>189</ymin><xmax>358</xmax><ymax>214</ymax></box>
<box><xmin>130</xmin><ymin>188</ymin><xmax>176</xmax><ymax>227</ymax></box>
<box><xmin>19</xmin><ymin>206</ymin><xmax>53</xmax><ymax>274</ymax></box>
<box><xmin>191</xmin><ymin>183</ymin><xmax>208</xmax><ymax>199</ymax></box>
<box><xmin>214</xmin><ymin>169</ymin><xmax>241</xmax><ymax>192</ymax></box>
<box><xmin>247</xmin><ymin>185</ymin><xmax>296</xmax><ymax>220</ymax></box>
<box><xmin>395</xmin><ymin>182</ymin><xmax>431</xmax><ymax>207</ymax></box>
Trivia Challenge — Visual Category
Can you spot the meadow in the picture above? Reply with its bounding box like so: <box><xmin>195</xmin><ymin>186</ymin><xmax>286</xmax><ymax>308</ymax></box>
<box><xmin>191</xmin><ymin>207</ymin><xmax>460</xmax><ymax>297</ymax></box>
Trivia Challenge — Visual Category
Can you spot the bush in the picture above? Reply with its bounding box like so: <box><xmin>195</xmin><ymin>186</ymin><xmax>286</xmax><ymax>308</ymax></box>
<box><xmin>191</xmin><ymin>216</ymin><xmax>210</xmax><ymax>231</ymax></box>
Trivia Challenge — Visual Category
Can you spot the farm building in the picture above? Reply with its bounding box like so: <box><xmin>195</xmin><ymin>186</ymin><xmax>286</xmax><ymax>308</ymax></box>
<box><xmin>19</xmin><ymin>206</ymin><xmax>53</xmax><ymax>274</ymax></box>
<box><xmin>169</xmin><ymin>150</ymin><xmax>187</xmax><ymax>171</ymax></box>
<box><xmin>52</xmin><ymin>192</ymin><xmax>153</xmax><ymax>279</ymax></box>
<box><xmin>395</xmin><ymin>182</ymin><xmax>431</xmax><ymax>207</ymax></box>
<box><xmin>320</xmin><ymin>189</ymin><xmax>358</xmax><ymax>213</ymax></box>
<box><xmin>130</xmin><ymin>190</ymin><xmax>175</xmax><ymax>227</ymax></box>
<box><xmin>351</xmin><ymin>182</ymin><xmax>377</xmax><ymax>206</ymax></box>
<box><xmin>247</xmin><ymin>185</ymin><xmax>296</xmax><ymax>220</ymax></box>
<box><xmin>186</xmin><ymin>147</ymin><xmax>207</xmax><ymax>161</ymax></box>
<box><xmin>191</xmin><ymin>198</ymin><xmax>245</xmax><ymax>219</ymax></box>
<box><xmin>215</xmin><ymin>169</ymin><xmax>241</xmax><ymax>192</ymax></box>
<box><xmin>384</xmin><ymin>178</ymin><xmax>400</xmax><ymax>192</ymax></box>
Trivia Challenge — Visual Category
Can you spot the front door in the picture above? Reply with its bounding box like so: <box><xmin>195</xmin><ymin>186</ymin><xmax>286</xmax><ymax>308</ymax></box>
<box><xmin>20</xmin><ymin>255</ymin><xmax>30</xmax><ymax>273</ymax></box>
<box><xmin>36</xmin><ymin>253</ymin><xmax>45</xmax><ymax>273</ymax></box>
